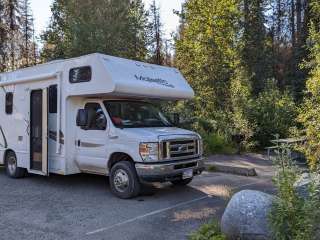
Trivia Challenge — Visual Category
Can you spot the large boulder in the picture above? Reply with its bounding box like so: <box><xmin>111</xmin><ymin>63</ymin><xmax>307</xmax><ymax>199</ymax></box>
<box><xmin>221</xmin><ymin>190</ymin><xmax>274</xmax><ymax>240</ymax></box>
<box><xmin>294</xmin><ymin>172</ymin><xmax>320</xmax><ymax>199</ymax></box>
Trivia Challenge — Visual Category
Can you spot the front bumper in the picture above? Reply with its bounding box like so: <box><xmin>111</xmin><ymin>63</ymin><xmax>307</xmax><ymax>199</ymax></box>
<box><xmin>135</xmin><ymin>157</ymin><xmax>205</xmax><ymax>182</ymax></box>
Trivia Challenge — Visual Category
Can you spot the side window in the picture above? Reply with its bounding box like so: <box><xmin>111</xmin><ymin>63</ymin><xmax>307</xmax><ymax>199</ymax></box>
<box><xmin>5</xmin><ymin>92</ymin><xmax>13</xmax><ymax>114</ymax></box>
<box><xmin>83</xmin><ymin>103</ymin><xmax>107</xmax><ymax>130</ymax></box>
<box><xmin>49</xmin><ymin>85</ymin><xmax>57</xmax><ymax>113</ymax></box>
<box><xmin>69</xmin><ymin>66</ymin><xmax>92</xmax><ymax>84</ymax></box>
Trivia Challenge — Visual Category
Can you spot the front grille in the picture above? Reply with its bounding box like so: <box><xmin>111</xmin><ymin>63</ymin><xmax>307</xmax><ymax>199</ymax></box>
<box><xmin>161</xmin><ymin>138</ymin><xmax>199</xmax><ymax>160</ymax></box>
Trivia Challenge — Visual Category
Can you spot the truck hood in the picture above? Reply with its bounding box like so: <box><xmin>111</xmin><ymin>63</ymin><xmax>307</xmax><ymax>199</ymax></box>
<box><xmin>119</xmin><ymin>127</ymin><xmax>199</xmax><ymax>141</ymax></box>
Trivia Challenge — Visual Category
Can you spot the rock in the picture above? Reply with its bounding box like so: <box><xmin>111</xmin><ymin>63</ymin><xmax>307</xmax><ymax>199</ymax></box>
<box><xmin>294</xmin><ymin>173</ymin><xmax>312</xmax><ymax>199</ymax></box>
<box><xmin>221</xmin><ymin>190</ymin><xmax>274</xmax><ymax>240</ymax></box>
<box><xmin>294</xmin><ymin>173</ymin><xmax>320</xmax><ymax>199</ymax></box>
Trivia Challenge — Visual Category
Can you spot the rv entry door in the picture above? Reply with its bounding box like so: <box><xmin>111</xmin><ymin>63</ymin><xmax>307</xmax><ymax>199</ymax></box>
<box><xmin>30</xmin><ymin>88</ymin><xmax>49</xmax><ymax>175</ymax></box>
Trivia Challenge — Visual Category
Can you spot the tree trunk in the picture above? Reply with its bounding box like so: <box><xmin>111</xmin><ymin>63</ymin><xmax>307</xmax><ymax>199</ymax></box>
<box><xmin>277</xmin><ymin>0</ymin><xmax>282</xmax><ymax>43</ymax></box>
<box><xmin>296</xmin><ymin>0</ymin><xmax>302</xmax><ymax>46</ymax></box>
<box><xmin>291</xmin><ymin>0</ymin><xmax>295</xmax><ymax>48</ymax></box>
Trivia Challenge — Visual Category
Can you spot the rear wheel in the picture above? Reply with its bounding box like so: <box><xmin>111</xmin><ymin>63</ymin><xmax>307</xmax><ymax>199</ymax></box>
<box><xmin>5</xmin><ymin>151</ymin><xmax>26</xmax><ymax>178</ymax></box>
<box><xmin>171</xmin><ymin>178</ymin><xmax>193</xmax><ymax>186</ymax></box>
<box><xmin>110</xmin><ymin>161</ymin><xmax>141</xmax><ymax>199</ymax></box>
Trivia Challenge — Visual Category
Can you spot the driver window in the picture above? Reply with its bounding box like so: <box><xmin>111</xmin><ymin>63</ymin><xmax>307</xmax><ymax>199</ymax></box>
<box><xmin>83</xmin><ymin>103</ymin><xmax>107</xmax><ymax>130</ymax></box>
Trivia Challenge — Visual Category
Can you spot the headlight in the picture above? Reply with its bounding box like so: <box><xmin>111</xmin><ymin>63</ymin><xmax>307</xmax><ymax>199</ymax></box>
<box><xmin>139</xmin><ymin>142</ymin><xmax>159</xmax><ymax>162</ymax></box>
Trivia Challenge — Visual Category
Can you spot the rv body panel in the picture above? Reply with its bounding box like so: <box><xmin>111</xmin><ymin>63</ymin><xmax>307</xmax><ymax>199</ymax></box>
<box><xmin>0</xmin><ymin>76</ymin><xmax>68</xmax><ymax>174</ymax></box>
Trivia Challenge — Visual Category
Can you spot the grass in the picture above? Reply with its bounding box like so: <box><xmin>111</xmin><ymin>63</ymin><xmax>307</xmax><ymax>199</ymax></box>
<box><xmin>189</xmin><ymin>220</ymin><xmax>226</xmax><ymax>240</ymax></box>
<box><xmin>207</xmin><ymin>165</ymin><xmax>217</xmax><ymax>172</ymax></box>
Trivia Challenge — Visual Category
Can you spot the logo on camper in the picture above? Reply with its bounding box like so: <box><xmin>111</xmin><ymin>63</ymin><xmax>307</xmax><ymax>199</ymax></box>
<box><xmin>134</xmin><ymin>75</ymin><xmax>175</xmax><ymax>88</ymax></box>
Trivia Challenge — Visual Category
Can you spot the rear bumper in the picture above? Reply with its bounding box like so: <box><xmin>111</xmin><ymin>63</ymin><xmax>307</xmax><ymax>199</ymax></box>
<box><xmin>135</xmin><ymin>157</ymin><xmax>205</xmax><ymax>182</ymax></box>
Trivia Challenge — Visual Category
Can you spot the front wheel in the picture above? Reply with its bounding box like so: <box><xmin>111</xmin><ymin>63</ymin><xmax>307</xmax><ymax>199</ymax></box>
<box><xmin>5</xmin><ymin>151</ymin><xmax>26</xmax><ymax>178</ymax></box>
<box><xmin>171</xmin><ymin>178</ymin><xmax>193</xmax><ymax>186</ymax></box>
<box><xmin>109</xmin><ymin>161</ymin><xmax>141</xmax><ymax>199</ymax></box>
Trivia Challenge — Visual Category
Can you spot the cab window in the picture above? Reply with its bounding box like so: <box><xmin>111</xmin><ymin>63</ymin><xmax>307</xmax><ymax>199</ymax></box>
<box><xmin>83</xmin><ymin>103</ymin><xmax>107</xmax><ymax>130</ymax></box>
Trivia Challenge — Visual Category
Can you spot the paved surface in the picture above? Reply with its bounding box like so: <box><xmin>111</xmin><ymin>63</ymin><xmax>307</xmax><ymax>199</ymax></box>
<box><xmin>206</xmin><ymin>153</ymin><xmax>275</xmax><ymax>179</ymax></box>
<box><xmin>0</xmin><ymin>155</ymin><xmax>275</xmax><ymax>240</ymax></box>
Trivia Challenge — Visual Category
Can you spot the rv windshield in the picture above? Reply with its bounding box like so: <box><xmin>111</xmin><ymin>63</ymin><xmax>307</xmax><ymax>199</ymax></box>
<box><xmin>104</xmin><ymin>101</ymin><xmax>173</xmax><ymax>128</ymax></box>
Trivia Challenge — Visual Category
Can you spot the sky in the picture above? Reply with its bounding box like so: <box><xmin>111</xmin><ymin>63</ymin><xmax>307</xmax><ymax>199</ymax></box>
<box><xmin>30</xmin><ymin>0</ymin><xmax>185</xmax><ymax>41</ymax></box>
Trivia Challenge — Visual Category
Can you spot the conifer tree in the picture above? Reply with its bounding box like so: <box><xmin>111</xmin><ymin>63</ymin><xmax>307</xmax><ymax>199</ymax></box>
<box><xmin>299</xmin><ymin>0</ymin><xmax>320</xmax><ymax>169</ymax></box>
<box><xmin>268</xmin><ymin>0</ymin><xmax>310</xmax><ymax>99</ymax></box>
<box><xmin>175</xmin><ymin>0</ymin><xmax>240</xmax><ymax>115</ymax></box>
<box><xmin>126</xmin><ymin>0</ymin><xmax>149</xmax><ymax>61</ymax></box>
<box><xmin>0</xmin><ymin>0</ymin><xmax>37</xmax><ymax>71</ymax></box>
<box><xmin>41</xmin><ymin>0</ymin><xmax>149</xmax><ymax>61</ymax></box>
<box><xmin>0</xmin><ymin>0</ymin><xmax>8</xmax><ymax>72</ymax></box>
<box><xmin>241</xmin><ymin>0</ymin><xmax>273</xmax><ymax>95</ymax></box>
<box><xmin>147</xmin><ymin>0</ymin><xmax>164</xmax><ymax>65</ymax></box>
<box><xmin>20</xmin><ymin>0</ymin><xmax>34</xmax><ymax>67</ymax></box>
<box><xmin>5</xmin><ymin>0</ymin><xmax>21</xmax><ymax>70</ymax></box>
<box><xmin>40</xmin><ymin>0</ymin><xmax>67</xmax><ymax>61</ymax></box>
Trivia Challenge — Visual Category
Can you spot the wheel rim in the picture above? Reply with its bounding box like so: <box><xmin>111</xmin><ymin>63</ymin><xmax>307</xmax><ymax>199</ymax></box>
<box><xmin>113</xmin><ymin>169</ymin><xmax>130</xmax><ymax>193</ymax></box>
<box><xmin>7</xmin><ymin>155</ymin><xmax>17</xmax><ymax>175</ymax></box>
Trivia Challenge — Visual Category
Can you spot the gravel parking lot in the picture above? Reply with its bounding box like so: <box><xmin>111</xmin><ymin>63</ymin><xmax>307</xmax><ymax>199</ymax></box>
<box><xmin>0</xmin><ymin>163</ymin><xmax>274</xmax><ymax>240</ymax></box>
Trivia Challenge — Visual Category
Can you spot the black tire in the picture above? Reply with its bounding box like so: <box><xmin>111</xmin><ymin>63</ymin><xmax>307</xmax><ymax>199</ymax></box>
<box><xmin>171</xmin><ymin>178</ymin><xmax>193</xmax><ymax>186</ymax></box>
<box><xmin>5</xmin><ymin>151</ymin><xmax>26</xmax><ymax>178</ymax></box>
<box><xmin>109</xmin><ymin>161</ymin><xmax>141</xmax><ymax>199</ymax></box>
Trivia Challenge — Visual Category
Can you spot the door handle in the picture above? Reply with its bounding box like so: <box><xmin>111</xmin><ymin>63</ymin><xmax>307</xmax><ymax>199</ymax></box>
<box><xmin>77</xmin><ymin>140</ymin><xmax>81</xmax><ymax>146</ymax></box>
<box><xmin>109</xmin><ymin>135</ymin><xmax>119</xmax><ymax>140</ymax></box>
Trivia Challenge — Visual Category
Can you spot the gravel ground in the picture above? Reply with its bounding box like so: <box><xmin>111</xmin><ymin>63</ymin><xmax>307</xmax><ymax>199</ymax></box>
<box><xmin>0</xmin><ymin>156</ymin><xmax>275</xmax><ymax>240</ymax></box>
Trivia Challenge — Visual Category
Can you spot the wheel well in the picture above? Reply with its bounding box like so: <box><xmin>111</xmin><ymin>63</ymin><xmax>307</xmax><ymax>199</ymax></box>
<box><xmin>3</xmin><ymin>149</ymin><xmax>14</xmax><ymax>164</ymax></box>
<box><xmin>108</xmin><ymin>152</ymin><xmax>134</xmax><ymax>170</ymax></box>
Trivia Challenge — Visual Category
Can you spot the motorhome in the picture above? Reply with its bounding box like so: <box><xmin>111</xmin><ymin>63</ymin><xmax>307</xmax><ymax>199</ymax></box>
<box><xmin>0</xmin><ymin>53</ymin><xmax>204</xmax><ymax>199</ymax></box>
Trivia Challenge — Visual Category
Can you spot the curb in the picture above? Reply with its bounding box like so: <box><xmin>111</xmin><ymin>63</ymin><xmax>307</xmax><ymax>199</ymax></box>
<box><xmin>205</xmin><ymin>163</ymin><xmax>257</xmax><ymax>177</ymax></box>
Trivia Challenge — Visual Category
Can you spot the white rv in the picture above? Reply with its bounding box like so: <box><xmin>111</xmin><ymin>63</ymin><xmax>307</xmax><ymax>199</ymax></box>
<box><xmin>0</xmin><ymin>53</ymin><xmax>204</xmax><ymax>199</ymax></box>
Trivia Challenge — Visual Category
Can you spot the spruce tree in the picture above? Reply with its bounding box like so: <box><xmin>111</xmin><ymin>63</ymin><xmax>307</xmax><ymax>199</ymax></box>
<box><xmin>5</xmin><ymin>0</ymin><xmax>21</xmax><ymax>70</ymax></box>
<box><xmin>127</xmin><ymin>0</ymin><xmax>149</xmax><ymax>61</ymax></box>
<box><xmin>0</xmin><ymin>0</ymin><xmax>8</xmax><ymax>72</ymax></box>
<box><xmin>299</xmin><ymin>0</ymin><xmax>320</xmax><ymax>169</ymax></box>
<box><xmin>268</xmin><ymin>0</ymin><xmax>310</xmax><ymax>100</ymax></box>
<box><xmin>41</xmin><ymin>0</ymin><xmax>70</xmax><ymax>61</ymax></box>
<box><xmin>175</xmin><ymin>0</ymin><xmax>240</xmax><ymax>115</ymax></box>
<box><xmin>241</xmin><ymin>0</ymin><xmax>273</xmax><ymax>95</ymax></box>
<box><xmin>147</xmin><ymin>0</ymin><xmax>164</xmax><ymax>65</ymax></box>
<box><xmin>20</xmin><ymin>0</ymin><xmax>34</xmax><ymax>67</ymax></box>
<box><xmin>41</xmin><ymin>0</ymin><xmax>149</xmax><ymax>61</ymax></box>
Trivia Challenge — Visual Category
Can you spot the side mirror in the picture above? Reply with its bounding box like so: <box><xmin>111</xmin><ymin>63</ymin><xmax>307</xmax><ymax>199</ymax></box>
<box><xmin>76</xmin><ymin>109</ymin><xmax>88</xmax><ymax>127</ymax></box>
<box><xmin>173</xmin><ymin>113</ymin><xmax>180</xmax><ymax>126</ymax></box>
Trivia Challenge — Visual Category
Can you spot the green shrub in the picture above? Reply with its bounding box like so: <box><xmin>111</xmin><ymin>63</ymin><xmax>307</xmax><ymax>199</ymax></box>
<box><xmin>230</xmin><ymin>65</ymin><xmax>255</xmax><ymax>150</ymax></box>
<box><xmin>248</xmin><ymin>83</ymin><xmax>297</xmax><ymax>148</ymax></box>
<box><xmin>202</xmin><ymin>132</ymin><xmax>236</xmax><ymax>155</ymax></box>
<box><xmin>269</xmin><ymin>146</ymin><xmax>320</xmax><ymax>240</ymax></box>
<box><xmin>189</xmin><ymin>220</ymin><xmax>226</xmax><ymax>240</ymax></box>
